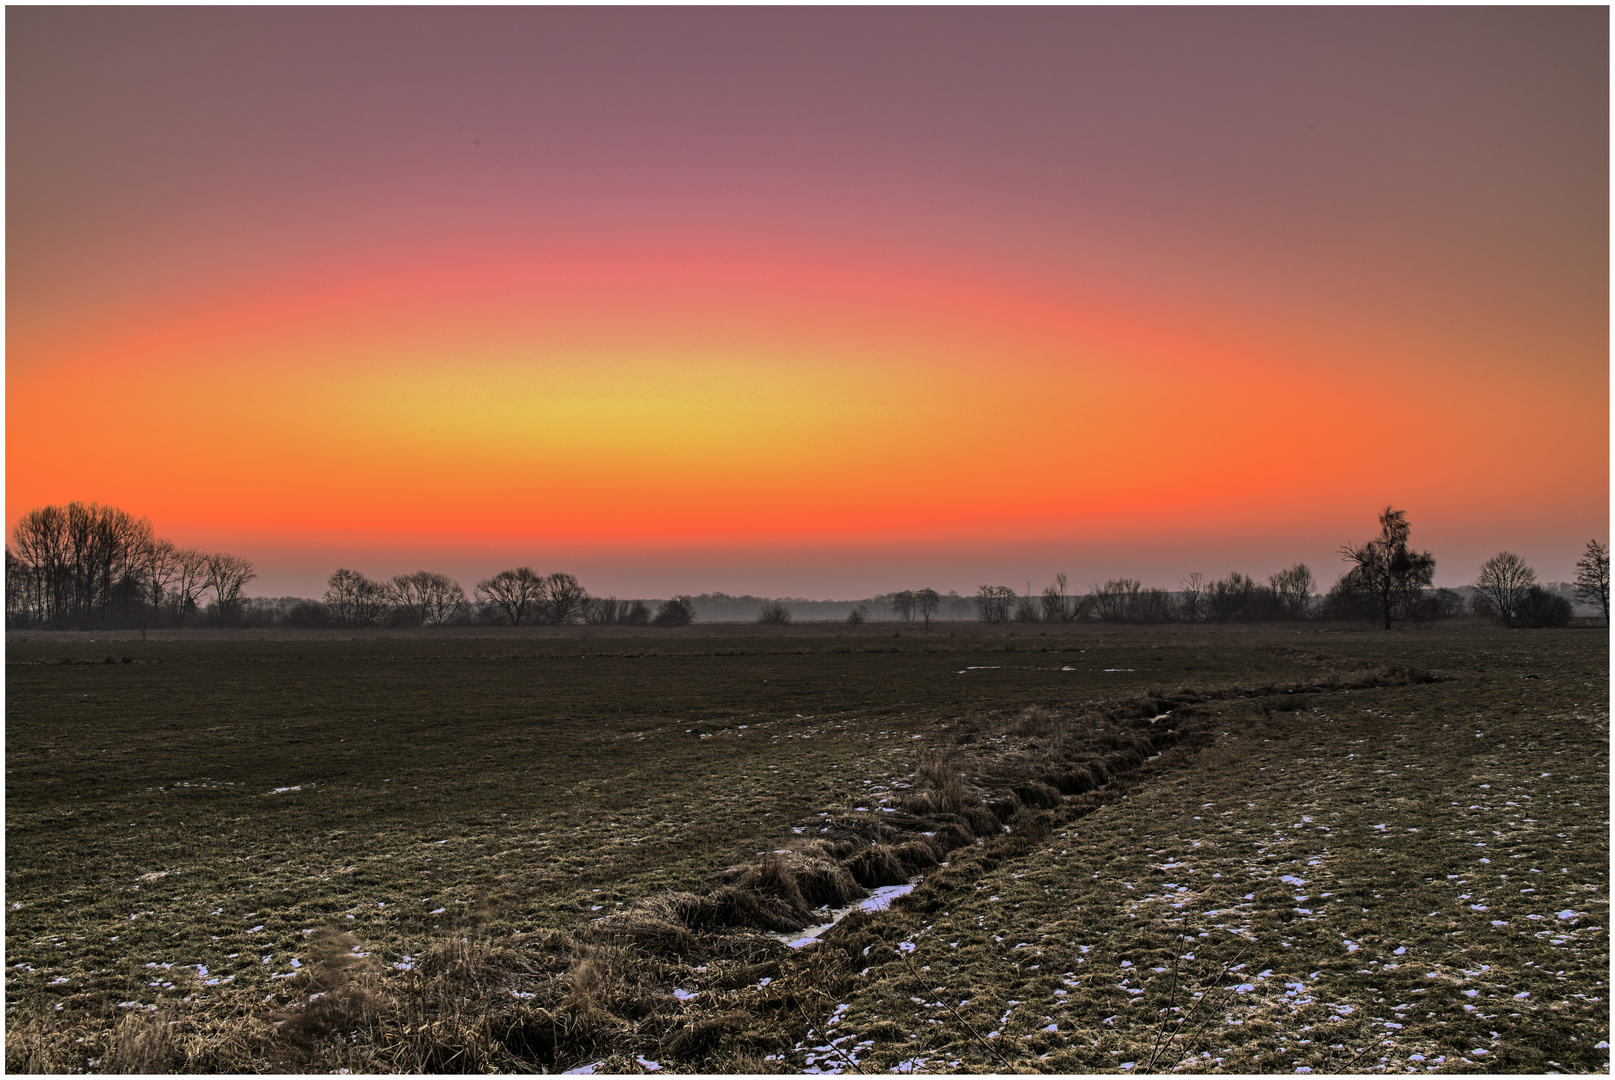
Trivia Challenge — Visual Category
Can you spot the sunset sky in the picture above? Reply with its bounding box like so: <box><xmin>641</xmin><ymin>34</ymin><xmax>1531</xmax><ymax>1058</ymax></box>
<box><xmin>8</xmin><ymin>8</ymin><xmax>1608</xmax><ymax>599</ymax></box>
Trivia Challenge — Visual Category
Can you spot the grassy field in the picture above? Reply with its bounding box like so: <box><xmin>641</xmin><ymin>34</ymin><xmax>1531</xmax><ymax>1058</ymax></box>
<box><xmin>4</xmin><ymin>622</ymin><xmax>1607</xmax><ymax>1073</ymax></box>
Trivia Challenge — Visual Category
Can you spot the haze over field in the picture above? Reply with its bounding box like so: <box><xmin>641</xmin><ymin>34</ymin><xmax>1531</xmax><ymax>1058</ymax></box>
<box><xmin>7</xmin><ymin>8</ymin><xmax>1607</xmax><ymax>597</ymax></box>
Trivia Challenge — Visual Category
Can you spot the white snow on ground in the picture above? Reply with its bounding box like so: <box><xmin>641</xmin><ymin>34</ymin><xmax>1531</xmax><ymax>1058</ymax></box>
<box><xmin>773</xmin><ymin>882</ymin><xmax>919</xmax><ymax>948</ymax></box>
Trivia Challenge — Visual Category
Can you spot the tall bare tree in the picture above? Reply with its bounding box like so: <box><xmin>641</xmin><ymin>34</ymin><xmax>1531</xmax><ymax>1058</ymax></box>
<box><xmin>171</xmin><ymin>547</ymin><xmax>212</xmax><ymax>621</ymax></box>
<box><xmin>890</xmin><ymin>590</ymin><xmax>917</xmax><ymax>623</ymax></box>
<box><xmin>390</xmin><ymin>570</ymin><xmax>468</xmax><ymax>627</ymax></box>
<box><xmin>1269</xmin><ymin>563</ymin><xmax>1315</xmax><ymax>620</ymax></box>
<box><xmin>143</xmin><ymin>538</ymin><xmax>182</xmax><ymax>620</ymax></box>
<box><xmin>915</xmin><ymin>587</ymin><xmax>941</xmax><ymax>629</ymax></box>
<box><xmin>206</xmin><ymin>553</ymin><xmax>256</xmax><ymax>624</ymax></box>
<box><xmin>1574</xmin><ymin>539</ymin><xmax>1609</xmax><ymax>621</ymax></box>
<box><xmin>323</xmin><ymin>567</ymin><xmax>389</xmax><ymax>628</ymax></box>
<box><xmin>1178</xmin><ymin>572</ymin><xmax>1207</xmax><ymax>622</ymax></box>
<box><xmin>476</xmin><ymin>567</ymin><xmax>545</xmax><ymax>626</ymax></box>
<box><xmin>975</xmin><ymin>584</ymin><xmax>1015</xmax><ymax>624</ymax></box>
<box><xmin>1337</xmin><ymin>507</ymin><xmax>1436</xmax><ymax>630</ymax></box>
<box><xmin>1041</xmin><ymin>573</ymin><xmax>1074</xmax><ymax>622</ymax></box>
<box><xmin>541</xmin><ymin>572</ymin><xmax>589</xmax><ymax>625</ymax></box>
<box><xmin>1473</xmin><ymin>551</ymin><xmax>1536</xmax><ymax>627</ymax></box>
<box><xmin>1091</xmin><ymin>578</ymin><xmax>1142</xmax><ymax>623</ymax></box>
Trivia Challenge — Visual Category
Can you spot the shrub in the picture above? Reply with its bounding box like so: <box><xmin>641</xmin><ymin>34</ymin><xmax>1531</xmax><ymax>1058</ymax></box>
<box><xmin>650</xmin><ymin>596</ymin><xmax>696</xmax><ymax>628</ymax></box>
<box><xmin>756</xmin><ymin>600</ymin><xmax>791</xmax><ymax>625</ymax></box>
<box><xmin>1515</xmin><ymin>586</ymin><xmax>1573</xmax><ymax>629</ymax></box>
<box><xmin>286</xmin><ymin>600</ymin><xmax>329</xmax><ymax>628</ymax></box>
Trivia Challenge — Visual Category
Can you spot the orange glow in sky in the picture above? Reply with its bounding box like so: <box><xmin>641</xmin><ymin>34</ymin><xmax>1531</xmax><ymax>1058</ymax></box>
<box><xmin>7</xmin><ymin>9</ymin><xmax>1606</xmax><ymax>595</ymax></box>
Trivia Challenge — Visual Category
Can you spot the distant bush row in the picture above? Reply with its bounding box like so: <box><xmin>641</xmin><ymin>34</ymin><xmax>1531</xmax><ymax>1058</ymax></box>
<box><xmin>7</xmin><ymin>503</ymin><xmax>1606</xmax><ymax>631</ymax></box>
<box><xmin>292</xmin><ymin>567</ymin><xmax>699</xmax><ymax>629</ymax></box>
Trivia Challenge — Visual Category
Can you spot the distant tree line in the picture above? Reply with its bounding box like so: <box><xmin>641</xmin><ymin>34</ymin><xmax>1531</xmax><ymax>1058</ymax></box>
<box><xmin>289</xmin><ymin>566</ymin><xmax>698</xmax><ymax>629</ymax></box>
<box><xmin>968</xmin><ymin>509</ymin><xmax>1604</xmax><ymax>630</ymax></box>
<box><xmin>8</xmin><ymin>503</ymin><xmax>1603</xmax><ymax>632</ymax></box>
<box><xmin>6</xmin><ymin>502</ymin><xmax>255</xmax><ymax>629</ymax></box>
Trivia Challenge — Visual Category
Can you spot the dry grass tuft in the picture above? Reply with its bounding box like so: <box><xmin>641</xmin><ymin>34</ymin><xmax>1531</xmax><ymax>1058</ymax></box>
<box><xmin>844</xmin><ymin>844</ymin><xmax>910</xmax><ymax>888</ymax></box>
<box><xmin>889</xmin><ymin>839</ymin><xmax>940</xmax><ymax>875</ymax></box>
<box><xmin>1011</xmin><ymin>778</ymin><xmax>1062</xmax><ymax>809</ymax></box>
<box><xmin>98</xmin><ymin>1011</ymin><xmax>184</xmax><ymax>1074</ymax></box>
<box><xmin>791</xmin><ymin>854</ymin><xmax>865</xmax><ymax>908</ymax></box>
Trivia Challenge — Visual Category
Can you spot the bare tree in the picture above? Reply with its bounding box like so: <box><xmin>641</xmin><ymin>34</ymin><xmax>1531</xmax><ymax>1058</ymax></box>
<box><xmin>390</xmin><ymin>570</ymin><xmax>467</xmax><ymax>627</ymax></box>
<box><xmin>1337</xmin><ymin>507</ymin><xmax>1436</xmax><ymax>630</ymax></box>
<box><xmin>975</xmin><ymin>584</ymin><xmax>1015</xmax><ymax>624</ymax></box>
<box><xmin>585</xmin><ymin>597</ymin><xmax>651</xmax><ymax>625</ymax></box>
<box><xmin>1133</xmin><ymin>587</ymin><xmax>1175</xmax><ymax>623</ymax></box>
<box><xmin>476</xmin><ymin>567</ymin><xmax>545</xmax><ymax>626</ymax></box>
<box><xmin>915</xmin><ymin>587</ymin><xmax>941</xmax><ymax>629</ymax></box>
<box><xmin>323</xmin><ymin>567</ymin><xmax>389</xmax><ymax>628</ymax></box>
<box><xmin>541</xmin><ymin>572</ymin><xmax>589</xmax><ymax>625</ymax></box>
<box><xmin>205</xmin><ymin>553</ymin><xmax>256</xmax><ymax>624</ymax></box>
<box><xmin>847</xmin><ymin>604</ymin><xmax>868</xmax><ymax>626</ymax></box>
<box><xmin>9</xmin><ymin>502</ymin><xmax>154</xmax><ymax>625</ymax></box>
<box><xmin>1574</xmin><ymin>539</ymin><xmax>1610</xmax><ymax>621</ymax></box>
<box><xmin>143</xmin><ymin>538</ymin><xmax>181</xmax><ymax>621</ymax></box>
<box><xmin>171</xmin><ymin>547</ymin><xmax>212</xmax><ymax>622</ymax></box>
<box><xmin>1091</xmin><ymin>578</ymin><xmax>1141</xmax><ymax>623</ymax></box>
<box><xmin>1041</xmin><ymin>573</ymin><xmax>1074</xmax><ymax>622</ymax></box>
<box><xmin>1473</xmin><ymin>551</ymin><xmax>1536</xmax><ymax>627</ymax></box>
<box><xmin>891</xmin><ymin>590</ymin><xmax>917</xmax><ymax>623</ymax></box>
<box><xmin>1178</xmin><ymin>572</ymin><xmax>1207</xmax><ymax>622</ymax></box>
<box><xmin>8</xmin><ymin>506</ymin><xmax>65</xmax><ymax>623</ymax></box>
<box><xmin>1269</xmin><ymin>563</ymin><xmax>1315</xmax><ymax>620</ymax></box>
<box><xmin>757</xmin><ymin>599</ymin><xmax>792</xmax><ymax>624</ymax></box>
<box><xmin>1205</xmin><ymin>572</ymin><xmax>1259</xmax><ymax>623</ymax></box>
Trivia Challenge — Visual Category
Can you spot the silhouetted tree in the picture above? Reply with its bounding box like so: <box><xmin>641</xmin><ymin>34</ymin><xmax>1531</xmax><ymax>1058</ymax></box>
<box><xmin>143</xmin><ymin>538</ymin><xmax>181</xmax><ymax>622</ymax></box>
<box><xmin>975</xmin><ymin>585</ymin><xmax>1015</xmax><ymax>624</ymax></box>
<box><xmin>891</xmin><ymin>590</ymin><xmax>917</xmax><ymax>623</ymax></box>
<box><xmin>915</xmin><ymin>587</ymin><xmax>941</xmax><ymax>629</ymax></box>
<box><xmin>1574</xmin><ymin>539</ymin><xmax>1609</xmax><ymax>621</ymax></box>
<box><xmin>205</xmin><ymin>553</ymin><xmax>256</xmax><ymax>625</ymax></box>
<box><xmin>1040</xmin><ymin>573</ymin><xmax>1073</xmax><ymax>622</ymax></box>
<box><xmin>585</xmin><ymin>597</ymin><xmax>652</xmax><ymax>625</ymax></box>
<box><xmin>1132</xmin><ymin>587</ymin><xmax>1175</xmax><ymax>623</ymax></box>
<box><xmin>389</xmin><ymin>570</ymin><xmax>467</xmax><ymax>627</ymax></box>
<box><xmin>477</xmin><ymin>567</ymin><xmax>545</xmax><ymax>626</ymax></box>
<box><xmin>1091</xmin><ymin>578</ymin><xmax>1141</xmax><ymax>623</ymax></box>
<box><xmin>540</xmin><ymin>572</ymin><xmax>589</xmax><ymax>625</ymax></box>
<box><xmin>847</xmin><ymin>605</ymin><xmax>868</xmax><ymax>626</ymax></box>
<box><xmin>170</xmin><ymin>547</ymin><xmax>211</xmax><ymax>622</ymax></box>
<box><xmin>651</xmin><ymin>595</ymin><xmax>696</xmax><ymax>627</ymax></box>
<box><xmin>758</xmin><ymin>600</ymin><xmax>792</xmax><ymax>624</ymax></box>
<box><xmin>1178</xmin><ymin>573</ymin><xmax>1207</xmax><ymax>622</ymax></box>
<box><xmin>323</xmin><ymin>567</ymin><xmax>389</xmax><ymax>628</ymax></box>
<box><xmin>1337</xmin><ymin>507</ymin><xmax>1436</xmax><ymax>629</ymax></box>
<box><xmin>1515</xmin><ymin>586</ymin><xmax>1573</xmax><ymax>628</ymax></box>
<box><xmin>1205</xmin><ymin>572</ymin><xmax>1260</xmax><ymax>623</ymax></box>
<box><xmin>1473</xmin><ymin>551</ymin><xmax>1536</xmax><ymax>627</ymax></box>
<box><xmin>1269</xmin><ymin>563</ymin><xmax>1314</xmax><ymax>619</ymax></box>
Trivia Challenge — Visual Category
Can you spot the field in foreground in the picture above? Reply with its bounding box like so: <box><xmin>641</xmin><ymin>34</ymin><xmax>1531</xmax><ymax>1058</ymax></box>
<box><xmin>4</xmin><ymin>623</ymin><xmax>1608</xmax><ymax>1073</ymax></box>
